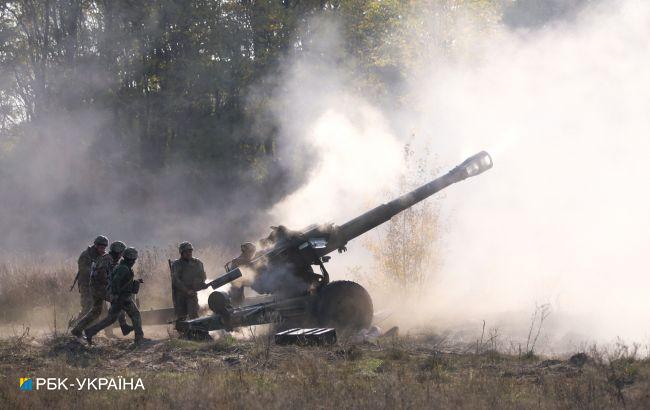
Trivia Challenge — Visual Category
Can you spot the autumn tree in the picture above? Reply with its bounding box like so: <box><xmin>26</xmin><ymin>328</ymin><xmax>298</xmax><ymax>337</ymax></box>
<box><xmin>362</xmin><ymin>145</ymin><xmax>442</xmax><ymax>297</ymax></box>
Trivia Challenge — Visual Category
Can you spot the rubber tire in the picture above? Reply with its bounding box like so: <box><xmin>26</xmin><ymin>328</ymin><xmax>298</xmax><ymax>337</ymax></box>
<box><xmin>316</xmin><ymin>281</ymin><xmax>373</xmax><ymax>332</ymax></box>
<box><xmin>208</xmin><ymin>291</ymin><xmax>230</xmax><ymax>315</ymax></box>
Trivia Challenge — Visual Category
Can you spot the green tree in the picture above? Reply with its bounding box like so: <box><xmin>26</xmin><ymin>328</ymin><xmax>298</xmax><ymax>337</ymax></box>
<box><xmin>0</xmin><ymin>0</ymin><xmax>501</xmax><ymax>248</ymax></box>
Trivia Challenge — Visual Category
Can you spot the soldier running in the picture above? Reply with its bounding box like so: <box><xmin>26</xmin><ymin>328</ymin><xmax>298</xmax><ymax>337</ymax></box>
<box><xmin>71</xmin><ymin>241</ymin><xmax>133</xmax><ymax>338</ymax></box>
<box><xmin>170</xmin><ymin>242</ymin><xmax>208</xmax><ymax>336</ymax></box>
<box><xmin>70</xmin><ymin>235</ymin><xmax>109</xmax><ymax>326</ymax></box>
<box><xmin>84</xmin><ymin>247</ymin><xmax>145</xmax><ymax>345</ymax></box>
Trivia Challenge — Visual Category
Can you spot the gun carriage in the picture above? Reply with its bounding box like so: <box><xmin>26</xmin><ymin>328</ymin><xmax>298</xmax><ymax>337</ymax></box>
<box><xmin>172</xmin><ymin>151</ymin><xmax>493</xmax><ymax>333</ymax></box>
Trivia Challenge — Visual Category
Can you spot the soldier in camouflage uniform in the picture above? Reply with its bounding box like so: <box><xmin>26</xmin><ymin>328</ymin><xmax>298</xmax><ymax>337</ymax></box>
<box><xmin>71</xmin><ymin>241</ymin><xmax>133</xmax><ymax>338</ymax></box>
<box><xmin>84</xmin><ymin>247</ymin><xmax>145</xmax><ymax>345</ymax></box>
<box><xmin>71</xmin><ymin>235</ymin><xmax>109</xmax><ymax>325</ymax></box>
<box><xmin>226</xmin><ymin>242</ymin><xmax>256</xmax><ymax>305</ymax></box>
<box><xmin>171</xmin><ymin>242</ymin><xmax>208</xmax><ymax>335</ymax></box>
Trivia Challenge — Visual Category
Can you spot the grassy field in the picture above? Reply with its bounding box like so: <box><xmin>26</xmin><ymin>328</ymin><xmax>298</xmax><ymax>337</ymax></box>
<box><xmin>2</xmin><ymin>250</ymin><xmax>649</xmax><ymax>409</ymax></box>
<box><xmin>1</xmin><ymin>329</ymin><xmax>649</xmax><ymax>410</ymax></box>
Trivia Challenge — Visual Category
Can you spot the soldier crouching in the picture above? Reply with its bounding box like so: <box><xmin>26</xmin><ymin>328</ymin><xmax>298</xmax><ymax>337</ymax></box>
<box><xmin>84</xmin><ymin>247</ymin><xmax>145</xmax><ymax>345</ymax></box>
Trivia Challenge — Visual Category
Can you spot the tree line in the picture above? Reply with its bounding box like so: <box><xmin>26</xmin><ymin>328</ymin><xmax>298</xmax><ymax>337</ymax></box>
<box><xmin>0</xmin><ymin>0</ymin><xmax>500</xmax><ymax>248</ymax></box>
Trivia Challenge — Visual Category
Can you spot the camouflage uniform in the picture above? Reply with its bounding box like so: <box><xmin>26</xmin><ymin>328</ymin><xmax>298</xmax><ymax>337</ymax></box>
<box><xmin>228</xmin><ymin>243</ymin><xmax>256</xmax><ymax>270</ymax></box>
<box><xmin>227</xmin><ymin>242</ymin><xmax>256</xmax><ymax>305</ymax></box>
<box><xmin>74</xmin><ymin>245</ymin><xmax>103</xmax><ymax>320</ymax></box>
<box><xmin>71</xmin><ymin>253</ymin><xmax>130</xmax><ymax>336</ymax></box>
<box><xmin>171</xmin><ymin>257</ymin><xmax>207</xmax><ymax>324</ymax></box>
<box><xmin>85</xmin><ymin>251</ymin><xmax>144</xmax><ymax>343</ymax></box>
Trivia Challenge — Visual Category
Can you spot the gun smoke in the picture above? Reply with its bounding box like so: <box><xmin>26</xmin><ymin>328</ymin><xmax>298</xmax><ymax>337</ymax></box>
<box><xmin>268</xmin><ymin>0</ymin><xmax>650</xmax><ymax>348</ymax></box>
<box><xmin>2</xmin><ymin>0</ymin><xmax>649</xmax><ymax>349</ymax></box>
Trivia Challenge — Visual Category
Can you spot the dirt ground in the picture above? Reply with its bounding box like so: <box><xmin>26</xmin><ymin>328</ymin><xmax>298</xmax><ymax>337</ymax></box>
<box><xmin>1</xmin><ymin>328</ymin><xmax>649</xmax><ymax>409</ymax></box>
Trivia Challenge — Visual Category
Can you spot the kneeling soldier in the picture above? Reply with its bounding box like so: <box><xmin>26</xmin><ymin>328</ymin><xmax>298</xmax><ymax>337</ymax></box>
<box><xmin>71</xmin><ymin>241</ymin><xmax>133</xmax><ymax>338</ymax></box>
<box><xmin>84</xmin><ymin>247</ymin><xmax>144</xmax><ymax>345</ymax></box>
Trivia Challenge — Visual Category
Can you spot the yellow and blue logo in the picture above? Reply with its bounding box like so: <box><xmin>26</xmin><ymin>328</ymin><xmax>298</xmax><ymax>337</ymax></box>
<box><xmin>19</xmin><ymin>378</ymin><xmax>33</xmax><ymax>391</ymax></box>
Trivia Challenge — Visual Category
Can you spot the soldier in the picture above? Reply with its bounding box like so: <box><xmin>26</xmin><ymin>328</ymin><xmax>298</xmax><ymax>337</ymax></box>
<box><xmin>71</xmin><ymin>241</ymin><xmax>133</xmax><ymax>338</ymax></box>
<box><xmin>84</xmin><ymin>247</ymin><xmax>144</xmax><ymax>345</ymax></box>
<box><xmin>261</xmin><ymin>225</ymin><xmax>291</xmax><ymax>247</ymax></box>
<box><xmin>70</xmin><ymin>235</ymin><xmax>109</xmax><ymax>325</ymax></box>
<box><xmin>170</xmin><ymin>242</ymin><xmax>208</xmax><ymax>335</ymax></box>
<box><xmin>226</xmin><ymin>242</ymin><xmax>256</xmax><ymax>305</ymax></box>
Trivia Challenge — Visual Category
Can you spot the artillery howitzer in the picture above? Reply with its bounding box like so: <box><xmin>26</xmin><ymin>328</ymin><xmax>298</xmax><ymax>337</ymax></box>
<box><xmin>168</xmin><ymin>151</ymin><xmax>493</xmax><ymax>334</ymax></box>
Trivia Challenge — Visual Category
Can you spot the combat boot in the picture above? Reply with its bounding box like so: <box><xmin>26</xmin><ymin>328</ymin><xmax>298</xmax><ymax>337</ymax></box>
<box><xmin>71</xmin><ymin>328</ymin><xmax>82</xmax><ymax>338</ymax></box>
<box><xmin>121</xmin><ymin>323</ymin><xmax>134</xmax><ymax>336</ymax></box>
<box><xmin>83</xmin><ymin>330</ymin><xmax>94</xmax><ymax>346</ymax></box>
<box><xmin>134</xmin><ymin>335</ymin><xmax>149</xmax><ymax>346</ymax></box>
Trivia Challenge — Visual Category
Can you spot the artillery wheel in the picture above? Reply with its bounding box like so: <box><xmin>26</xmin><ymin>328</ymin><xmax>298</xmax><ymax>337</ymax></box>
<box><xmin>316</xmin><ymin>280</ymin><xmax>373</xmax><ymax>332</ymax></box>
<box><xmin>208</xmin><ymin>291</ymin><xmax>231</xmax><ymax>318</ymax></box>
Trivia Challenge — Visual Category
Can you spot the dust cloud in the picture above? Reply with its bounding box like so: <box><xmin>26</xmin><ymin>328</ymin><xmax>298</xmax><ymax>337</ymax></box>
<box><xmin>419</xmin><ymin>0</ymin><xmax>650</xmax><ymax>345</ymax></box>
<box><xmin>3</xmin><ymin>0</ymin><xmax>649</xmax><ymax>349</ymax></box>
<box><xmin>267</xmin><ymin>0</ymin><xmax>650</xmax><ymax>347</ymax></box>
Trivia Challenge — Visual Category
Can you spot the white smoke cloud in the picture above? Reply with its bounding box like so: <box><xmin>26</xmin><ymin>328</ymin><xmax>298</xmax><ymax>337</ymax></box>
<box><xmin>419</xmin><ymin>0</ymin><xmax>650</xmax><ymax>343</ymax></box>
<box><xmin>269</xmin><ymin>0</ymin><xmax>650</xmax><ymax>345</ymax></box>
<box><xmin>265</xmin><ymin>17</ymin><xmax>405</xmax><ymax>229</ymax></box>
<box><xmin>270</xmin><ymin>105</ymin><xmax>403</xmax><ymax>227</ymax></box>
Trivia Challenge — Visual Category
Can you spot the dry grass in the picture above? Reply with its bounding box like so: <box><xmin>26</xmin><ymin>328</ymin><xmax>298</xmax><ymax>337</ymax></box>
<box><xmin>1</xmin><ymin>331</ymin><xmax>649</xmax><ymax>409</ymax></box>
<box><xmin>2</xmin><ymin>251</ymin><xmax>650</xmax><ymax>408</ymax></box>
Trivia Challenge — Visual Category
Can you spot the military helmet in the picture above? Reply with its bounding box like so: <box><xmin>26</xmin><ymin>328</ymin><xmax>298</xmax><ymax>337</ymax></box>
<box><xmin>241</xmin><ymin>242</ymin><xmax>256</xmax><ymax>253</ymax></box>
<box><xmin>109</xmin><ymin>241</ymin><xmax>127</xmax><ymax>254</ymax></box>
<box><xmin>93</xmin><ymin>235</ymin><xmax>109</xmax><ymax>246</ymax></box>
<box><xmin>123</xmin><ymin>247</ymin><xmax>138</xmax><ymax>260</ymax></box>
<box><xmin>178</xmin><ymin>241</ymin><xmax>193</xmax><ymax>253</ymax></box>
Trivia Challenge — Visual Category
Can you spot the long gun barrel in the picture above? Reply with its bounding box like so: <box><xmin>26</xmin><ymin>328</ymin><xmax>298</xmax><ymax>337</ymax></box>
<box><xmin>326</xmin><ymin>151</ymin><xmax>493</xmax><ymax>252</ymax></box>
<box><xmin>173</xmin><ymin>152</ymin><xmax>492</xmax><ymax>331</ymax></box>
